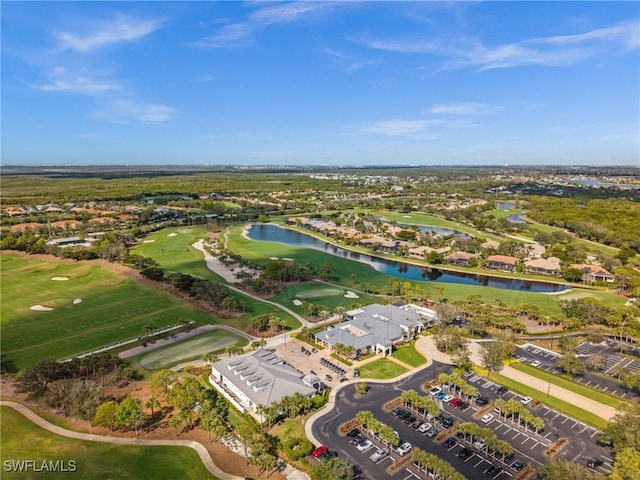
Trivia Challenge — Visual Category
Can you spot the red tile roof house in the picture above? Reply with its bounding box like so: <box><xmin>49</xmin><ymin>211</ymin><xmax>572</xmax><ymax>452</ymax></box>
<box><xmin>486</xmin><ymin>255</ymin><xmax>518</xmax><ymax>272</ymax></box>
<box><xmin>444</xmin><ymin>251</ymin><xmax>473</xmax><ymax>266</ymax></box>
<box><xmin>571</xmin><ymin>264</ymin><xmax>615</xmax><ymax>283</ymax></box>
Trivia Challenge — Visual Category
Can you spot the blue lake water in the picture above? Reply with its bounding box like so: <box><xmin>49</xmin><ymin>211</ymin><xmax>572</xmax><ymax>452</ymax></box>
<box><xmin>505</xmin><ymin>213</ymin><xmax>527</xmax><ymax>224</ymax></box>
<box><xmin>496</xmin><ymin>202</ymin><xmax>516</xmax><ymax>210</ymax></box>
<box><xmin>247</xmin><ymin>224</ymin><xmax>568</xmax><ymax>293</ymax></box>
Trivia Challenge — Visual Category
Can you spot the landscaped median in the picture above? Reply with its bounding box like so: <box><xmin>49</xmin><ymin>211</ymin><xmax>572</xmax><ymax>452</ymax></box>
<box><xmin>486</xmin><ymin>370</ymin><xmax>611</xmax><ymax>430</ymax></box>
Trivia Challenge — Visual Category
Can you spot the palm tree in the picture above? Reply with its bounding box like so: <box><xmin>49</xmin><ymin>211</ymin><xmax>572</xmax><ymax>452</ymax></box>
<box><xmin>145</xmin><ymin>396</ymin><xmax>160</xmax><ymax>416</ymax></box>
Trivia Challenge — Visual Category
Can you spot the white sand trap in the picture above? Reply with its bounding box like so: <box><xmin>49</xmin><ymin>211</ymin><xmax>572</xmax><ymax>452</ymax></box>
<box><xmin>344</xmin><ymin>291</ymin><xmax>360</xmax><ymax>298</ymax></box>
<box><xmin>73</xmin><ymin>298</ymin><xmax>82</xmax><ymax>305</ymax></box>
<box><xmin>31</xmin><ymin>305</ymin><xmax>54</xmax><ymax>311</ymax></box>
<box><xmin>269</xmin><ymin>256</ymin><xmax>279</xmax><ymax>260</ymax></box>
<box><xmin>143</xmin><ymin>239</ymin><xmax>155</xmax><ymax>243</ymax></box>
<box><xmin>403</xmin><ymin>215</ymin><xmax>412</xmax><ymax>218</ymax></box>
<box><xmin>51</xmin><ymin>276</ymin><xmax>69</xmax><ymax>281</ymax></box>
<box><xmin>293</xmin><ymin>299</ymin><xmax>303</xmax><ymax>306</ymax></box>
<box><xmin>283</xmin><ymin>257</ymin><xmax>294</xmax><ymax>261</ymax></box>
<box><xmin>167</xmin><ymin>233</ymin><xmax>178</xmax><ymax>237</ymax></box>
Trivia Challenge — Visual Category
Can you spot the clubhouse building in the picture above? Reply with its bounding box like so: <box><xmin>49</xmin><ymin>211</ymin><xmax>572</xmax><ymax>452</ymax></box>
<box><xmin>209</xmin><ymin>349</ymin><xmax>316</xmax><ymax>416</ymax></box>
<box><xmin>314</xmin><ymin>303</ymin><xmax>426</xmax><ymax>357</ymax></box>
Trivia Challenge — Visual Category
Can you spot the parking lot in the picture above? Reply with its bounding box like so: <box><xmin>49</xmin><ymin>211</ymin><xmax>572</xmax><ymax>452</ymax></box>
<box><xmin>516</xmin><ymin>344</ymin><xmax>636</xmax><ymax>399</ymax></box>
<box><xmin>311</xmin><ymin>360</ymin><xmax>614</xmax><ymax>479</ymax></box>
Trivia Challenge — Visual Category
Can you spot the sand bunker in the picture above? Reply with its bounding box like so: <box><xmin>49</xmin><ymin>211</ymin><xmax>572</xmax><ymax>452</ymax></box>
<box><xmin>403</xmin><ymin>215</ymin><xmax>412</xmax><ymax>218</ymax></box>
<box><xmin>344</xmin><ymin>291</ymin><xmax>360</xmax><ymax>298</ymax></box>
<box><xmin>167</xmin><ymin>233</ymin><xmax>178</xmax><ymax>237</ymax></box>
<box><xmin>51</xmin><ymin>276</ymin><xmax>69</xmax><ymax>281</ymax></box>
<box><xmin>269</xmin><ymin>256</ymin><xmax>279</xmax><ymax>260</ymax></box>
<box><xmin>31</xmin><ymin>305</ymin><xmax>54</xmax><ymax>311</ymax></box>
<box><xmin>293</xmin><ymin>299</ymin><xmax>303</xmax><ymax>306</ymax></box>
<box><xmin>283</xmin><ymin>257</ymin><xmax>294</xmax><ymax>261</ymax></box>
<box><xmin>73</xmin><ymin>299</ymin><xmax>82</xmax><ymax>305</ymax></box>
<box><xmin>143</xmin><ymin>239</ymin><xmax>155</xmax><ymax>243</ymax></box>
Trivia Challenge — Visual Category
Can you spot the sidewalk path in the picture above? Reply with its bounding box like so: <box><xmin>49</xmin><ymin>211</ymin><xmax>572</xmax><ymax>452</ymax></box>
<box><xmin>0</xmin><ymin>401</ymin><xmax>241</xmax><ymax>480</ymax></box>
<box><xmin>415</xmin><ymin>336</ymin><xmax>618</xmax><ymax>421</ymax></box>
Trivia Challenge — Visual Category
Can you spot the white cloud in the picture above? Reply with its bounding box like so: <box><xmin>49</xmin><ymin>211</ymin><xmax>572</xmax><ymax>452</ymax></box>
<box><xmin>427</xmin><ymin>102</ymin><xmax>499</xmax><ymax>115</ymax></box>
<box><xmin>192</xmin><ymin>1</ymin><xmax>349</xmax><ymax>48</ymax></box>
<box><xmin>193</xmin><ymin>73</ymin><xmax>216</xmax><ymax>83</ymax></box>
<box><xmin>54</xmin><ymin>13</ymin><xmax>163</xmax><ymax>52</ymax></box>
<box><xmin>30</xmin><ymin>67</ymin><xmax>120</xmax><ymax>96</ymax></box>
<box><xmin>359</xmin><ymin>119</ymin><xmax>427</xmax><ymax>136</ymax></box>
<box><xmin>355</xmin><ymin>20</ymin><xmax>640</xmax><ymax>70</ymax></box>
<box><xmin>95</xmin><ymin>99</ymin><xmax>173</xmax><ymax>124</ymax></box>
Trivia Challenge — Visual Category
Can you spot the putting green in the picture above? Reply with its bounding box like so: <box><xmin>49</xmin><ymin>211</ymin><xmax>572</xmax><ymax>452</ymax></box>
<box><xmin>138</xmin><ymin>330</ymin><xmax>244</xmax><ymax>370</ymax></box>
<box><xmin>295</xmin><ymin>287</ymin><xmax>342</xmax><ymax>299</ymax></box>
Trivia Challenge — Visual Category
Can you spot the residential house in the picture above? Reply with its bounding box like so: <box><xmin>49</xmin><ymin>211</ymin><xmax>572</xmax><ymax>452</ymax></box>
<box><xmin>486</xmin><ymin>254</ymin><xmax>518</xmax><ymax>272</ymax></box>
<box><xmin>444</xmin><ymin>251</ymin><xmax>473</xmax><ymax>266</ymax></box>
<box><xmin>571</xmin><ymin>264</ymin><xmax>615</xmax><ymax>283</ymax></box>
<box><xmin>524</xmin><ymin>257</ymin><xmax>561</xmax><ymax>276</ymax></box>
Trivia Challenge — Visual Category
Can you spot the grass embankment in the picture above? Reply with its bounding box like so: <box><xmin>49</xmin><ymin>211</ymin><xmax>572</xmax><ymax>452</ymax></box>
<box><xmin>391</xmin><ymin>345</ymin><xmax>427</xmax><ymax>368</ymax></box>
<box><xmin>0</xmin><ymin>406</ymin><xmax>217</xmax><ymax>480</ymax></box>
<box><xmin>0</xmin><ymin>253</ymin><xmax>220</xmax><ymax>371</ymax></box>
<box><xmin>510</xmin><ymin>363</ymin><xmax>625</xmax><ymax>409</ymax></box>
<box><xmin>358</xmin><ymin>358</ymin><xmax>408</xmax><ymax>380</ymax></box>
<box><xmin>487</xmin><ymin>372</ymin><xmax>609</xmax><ymax>430</ymax></box>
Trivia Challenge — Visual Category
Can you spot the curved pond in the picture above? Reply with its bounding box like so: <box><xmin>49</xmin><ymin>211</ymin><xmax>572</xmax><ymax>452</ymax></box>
<box><xmin>505</xmin><ymin>213</ymin><xmax>527</xmax><ymax>224</ymax></box>
<box><xmin>247</xmin><ymin>224</ymin><xmax>568</xmax><ymax>293</ymax></box>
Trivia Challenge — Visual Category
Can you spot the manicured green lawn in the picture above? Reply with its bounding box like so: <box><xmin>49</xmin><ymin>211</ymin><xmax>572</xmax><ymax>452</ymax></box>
<box><xmin>483</xmin><ymin>209</ymin><xmax>524</xmax><ymax>220</ymax></box>
<box><xmin>510</xmin><ymin>363</ymin><xmax>624</xmax><ymax>408</ymax></box>
<box><xmin>133</xmin><ymin>330</ymin><xmax>248</xmax><ymax>371</ymax></box>
<box><xmin>1</xmin><ymin>253</ymin><xmax>220</xmax><ymax>371</ymax></box>
<box><xmin>268</xmin><ymin>283</ymin><xmax>378</xmax><ymax>316</ymax></box>
<box><xmin>130</xmin><ymin>226</ymin><xmax>226</xmax><ymax>281</ymax></box>
<box><xmin>489</xmin><ymin>372</ymin><xmax>609</xmax><ymax>430</ymax></box>
<box><xmin>0</xmin><ymin>406</ymin><xmax>217</xmax><ymax>479</ymax></box>
<box><xmin>391</xmin><ymin>345</ymin><xmax>427</xmax><ymax>368</ymax></box>
<box><xmin>358</xmin><ymin>358</ymin><xmax>408</xmax><ymax>379</ymax></box>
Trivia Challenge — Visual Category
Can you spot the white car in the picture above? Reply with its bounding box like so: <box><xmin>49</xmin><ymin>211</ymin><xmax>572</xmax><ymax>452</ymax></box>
<box><xmin>481</xmin><ymin>413</ymin><xmax>494</xmax><ymax>423</ymax></box>
<box><xmin>396</xmin><ymin>442</ymin><xmax>412</xmax><ymax>456</ymax></box>
<box><xmin>429</xmin><ymin>386</ymin><xmax>442</xmax><ymax>396</ymax></box>
<box><xmin>473</xmin><ymin>439</ymin><xmax>487</xmax><ymax>450</ymax></box>
<box><xmin>530</xmin><ymin>360</ymin><xmax>541</xmax><ymax>367</ymax></box>
<box><xmin>520</xmin><ymin>396</ymin><xmax>533</xmax><ymax>405</ymax></box>
<box><xmin>369</xmin><ymin>447</ymin><xmax>388</xmax><ymax>463</ymax></box>
<box><xmin>442</xmin><ymin>394</ymin><xmax>454</xmax><ymax>403</ymax></box>
<box><xmin>418</xmin><ymin>422</ymin><xmax>432</xmax><ymax>433</ymax></box>
<box><xmin>356</xmin><ymin>439</ymin><xmax>373</xmax><ymax>452</ymax></box>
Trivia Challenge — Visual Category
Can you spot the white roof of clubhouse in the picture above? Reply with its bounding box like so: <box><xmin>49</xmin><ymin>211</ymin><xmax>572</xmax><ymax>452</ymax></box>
<box><xmin>315</xmin><ymin>303</ymin><xmax>424</xmax><ymax>352</ymax></box>
<box><xmin>211</xmin><ymin>349</ymin><xmax>316</xmax><ymax>409</ymax></box>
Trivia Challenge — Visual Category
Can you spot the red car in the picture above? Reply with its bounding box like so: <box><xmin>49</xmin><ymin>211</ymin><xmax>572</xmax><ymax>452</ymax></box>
<box><xmin>449</xmin><ymin>398</ymin><xmax>463</xmax><ymax>407</ymax></box>
<box><xmin>312</xmin><ymin>445</ymin><xmax>328</xmax><ymax>458</ymax></box>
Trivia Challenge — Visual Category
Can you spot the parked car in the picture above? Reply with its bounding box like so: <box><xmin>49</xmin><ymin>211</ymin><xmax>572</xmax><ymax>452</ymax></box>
<box><xmin>520</xmin><ymin>396</ymin><xmax>533</xmax><ymax>405</ymax></box>
<box><xmin>587</xmin><ymin>458</ymin><xmax>604</xmax><ymax>469</ymax></box>
<box><xmin>418</xmin><ymin>422</ymin><xmax>432</xmax><ymax>433</ymax></box>
<box><xmin>369</xmin><ymin>447</ymin><xmax>388</xmax><ymax>463</ymax></box>
<box><xmin>395</xmin><ymin>442</ymin><xmax>412</xmax><ymax>456</ymax></box>
<box><xmin>356</xmin><ymin>439</ymin><xmax>373</xmax><ymax>452</ymax></box>
<box><xmin>346</xmin><ymin>428</ymin><xmax>360</xmax><ymax>439</ymax></box>
<box><xmin>442</xmin><ymin>437</ymin><xmax>457</xmax><ymax>448</ymax></box>
<box><xmin>458</xmin><ymin>448</ymin><xmax>473</xmax><ymax>460</ymax></box>
<box><xmin>391</xmin><ymin>407</ymin><xmax>405</xmax><ymax>417</ymax></box>
<box><xmin>312</xmin><ymin>445</ymin><xmax>328</xmax><ymax>458</ymax></box>
<box><xmin>486</xmin><ymin>464</ymin><xmax>502</xmax><ymax>477</ymax></box>
<box><xmin>442</xmin><ymin>394</ymin><xmax>454</xmax><ymax>403</ymax></box>
<box><xmin>475</xmin><ymin>396</ymin><xmax>489</xmax><ymax>406</ymax></box>
<box><xmin>320</xmin><ymin>450</ymin><xmax>338</xmax><ymax>460</ymax></box>
<box><xmin>510</xmin><ymin>460</ymin><xmax>526</xmax><ymax>472</ymax></box>
<box><xmin>473</xmin><ymin>439</ymin><xmax>487</xmax><ymax>450</ymax></box>
<box><xmin>481</xmin><ymin>413</ymin><xmax>494</xmax><ymax>423</ymax></box>
<box><xmin>435</xmin><ymin>391</ymin><xmax>448</xmax><ymax>400</ymax></box>
<box><xmin>457</xmin><ymin>401</ymin><xmax>470</xmax><ymax>410</ymax></box>
<box><xmin>496</xmin><ymin>386</ymin><xmax>508</xmax><ymax>395</ymax></box>
<box><xmin>449</xmin><ymin>398</ymin><xmax>463</xmax><ymax>407</ymax></box>
<box><xmin>429</xmin><ymin>386</ymin><xmax>442</xmax><ymax>396</ymax></box>
<box><xmin>425</xmin><ymin>426</ymin><xmax>440</xmax><ymax>438</ymax></box>
<box><xmin>530</xmin><ymin>360</ymin><xmax>541</xmax><ymax>367</ymax></box>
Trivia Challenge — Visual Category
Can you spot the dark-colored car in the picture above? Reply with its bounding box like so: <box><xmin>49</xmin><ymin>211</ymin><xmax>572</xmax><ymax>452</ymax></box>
<box><xmin>486</xmin><ymin>465</ymin><xmax>502</xmax><ymax>477</ymax></box>
<box><xmin>497</xmin><ymin>386</ymin><xmax>508</xmax><ymax>395</ymax></box>
<box><xmin>320</xmin><ymin>450</ymin><xmax>338</xmax><ymax>460</ymax></box>
<box><xmin>510</xmin><ymin>460</ymin><xmax>526</xmax><ymax>472</ymax></box>
<box><xmin>475</xmin><ymin>396</ymin><xmax>489</xmax><ymax>406</ymax></box>
<box><xmin>347</xmin><ymin>428</ymin><xmax>360</xmax><ymax>439</ymax></box>
<box><xmin>392</xmin><ymin>407</ymin><xmax>404</xmax><ymax>417</ymax></box>
<box><xmin>442</xmin><ymin>437</ymin><xmax>457</xmax><ymax>448</ymax></box>
<box><xmin>587</xmin><ymin>458</ymin><xmax>604</xmax><ymax>469</ymax></box>
<box><xmin>457</xmin><ymin>401</ymin><xmax>470</xmax><ymax>410</ymax></box>
<box><xmin>458</xmin><ymin>447</ymin><xmax>473</xmax><ymax>460</ymax></box>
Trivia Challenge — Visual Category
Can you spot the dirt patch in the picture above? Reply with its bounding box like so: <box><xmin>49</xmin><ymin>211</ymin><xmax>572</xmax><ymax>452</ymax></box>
<box><xmin>518</xmin><ymin>315</ymin><xmax>561</xmax><ymax>334</ymax></box>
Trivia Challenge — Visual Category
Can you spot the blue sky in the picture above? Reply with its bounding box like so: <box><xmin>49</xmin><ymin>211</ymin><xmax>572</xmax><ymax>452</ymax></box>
<box><xmin>2</xmin><ymin>1</ymin><xmax>639</xmax><ymax>166</ymax></box>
